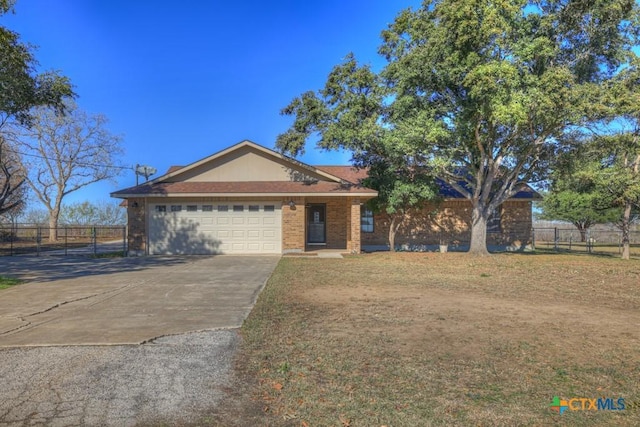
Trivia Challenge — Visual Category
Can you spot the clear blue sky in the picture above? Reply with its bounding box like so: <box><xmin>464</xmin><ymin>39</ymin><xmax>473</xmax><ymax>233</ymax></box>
<box><xmin>2</xmin><ymin>0</ymin><xmax>423</xmax><ymax>204</ymax></box>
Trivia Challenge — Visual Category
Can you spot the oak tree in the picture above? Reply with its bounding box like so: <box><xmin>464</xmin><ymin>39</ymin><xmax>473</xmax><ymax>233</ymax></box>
<box><xmin>276</xmin><ymin>0</ymin><xmax>639</xmax><ymax>254</ymax></box>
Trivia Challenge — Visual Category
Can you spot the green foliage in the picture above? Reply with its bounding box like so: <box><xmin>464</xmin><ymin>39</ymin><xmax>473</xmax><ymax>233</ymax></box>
<box><xmin>0</xmin><ymin>14</ymin><xmax>74</xmax><ymax>127</ymax></box>
<box><xmin>0</xmin><ymin>1</ymin><xmax>73</xmax><ymax>219</ymax></box>
<box><xmin>277</xmin><ymin>0</ymin><xmax>639</xmax><ymax>253</ymax></box>
<box><xmin>540</xmin><ymin>158</ymin><xmax>621</xmax><ymax>231</ymax></box>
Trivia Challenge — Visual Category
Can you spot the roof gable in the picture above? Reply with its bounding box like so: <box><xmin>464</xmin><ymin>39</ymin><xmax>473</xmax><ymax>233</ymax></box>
<box><xmin>153</xmin><ymin>140</ymin><xmax>346</xmax><ymax>184</ymax></box>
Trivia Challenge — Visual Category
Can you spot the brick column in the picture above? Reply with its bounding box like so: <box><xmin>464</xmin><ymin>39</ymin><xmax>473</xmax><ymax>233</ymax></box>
<box><xmin>347</xmin><ymin>197</ymin><xmax>361</xmax><ymax>253</ymax></box>
<box><xmin>282</xmin><ymin>197</ymin><xmax>305</xmax><ymax>253</ymax></box>
<box><xmin>127</xmin><ymin>198</ymin><xmax>146</xmax><ymax>256</ymax></box>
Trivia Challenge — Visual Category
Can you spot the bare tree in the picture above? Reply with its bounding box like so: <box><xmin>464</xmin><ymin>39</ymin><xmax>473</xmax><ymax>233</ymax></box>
<box><xmin>19</xmin><ymin>101</ymin><xmax>124</xmax><ymax>241</ymax></box>
<box><xmin>0</xmin><ymin>135</ymin><xmax>26</xmax><ymax>217</ymax></box>
<box><xmin>59</xmin><ymin>200</ymin><xmax>126</xmax><ymax>226</ymax></box>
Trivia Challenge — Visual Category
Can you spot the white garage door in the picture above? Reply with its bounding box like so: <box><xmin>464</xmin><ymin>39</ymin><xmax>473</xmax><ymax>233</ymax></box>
<box><xmin>149</xmin><ymin>202</ymin><xmax>282</xmax><ymax>254</ymax></box>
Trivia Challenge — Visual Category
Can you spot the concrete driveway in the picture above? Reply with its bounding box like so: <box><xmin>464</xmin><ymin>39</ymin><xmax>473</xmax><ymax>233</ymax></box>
<box><xmin>0</xmin><ymin>255</ymin><xmax>280</xmax><ymax>346</ymax></box>
<box><xmin>0</xmin><ymin>255</ymin><xmax>279</xmax><ymax>426</ymax></box>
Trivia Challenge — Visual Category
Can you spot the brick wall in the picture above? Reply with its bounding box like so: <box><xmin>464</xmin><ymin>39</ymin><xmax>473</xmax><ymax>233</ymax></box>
<box><xmin>127</xmin><ymin>198</ymin><xmax>146</xmax><ymax>255</ymax></box>
<box><xmin>362</xmin><ymin>200</ymin><xmax>533</xmax><ymax>249</ymax></box>
<box><xmin>127</xmin><ymin>195</ymin><xmax>369</xmax><ymax>254</ymax></box>
<box><xmin>347</xmin><ymin>197</ymin><xmax>361</xmax><ymax>253</ymax></box>
<box><xmin>488</xmin><ymin>200</ymin><xmax>533</xmax><ymax>249</ymax></box>
<box><xmin>305</xmin><ymin>197</ymin><xmax>350</xmax><ymax>250</ymax></box>
<box><xmin>282</xmin><ymin>197</ymin><xmax>305</xmax><ymax>252</ymax></box>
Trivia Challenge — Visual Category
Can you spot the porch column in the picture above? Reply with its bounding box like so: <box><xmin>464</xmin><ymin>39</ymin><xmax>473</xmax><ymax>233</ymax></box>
<box><xmin>282</xmin><ymin>197</ymin><xmax>306</xmax><ymax>253</ymax></box>
<box><xmin>347</xmin><ymin>197</ymin><xmax>361</xmax><ymax>253</ymax></box>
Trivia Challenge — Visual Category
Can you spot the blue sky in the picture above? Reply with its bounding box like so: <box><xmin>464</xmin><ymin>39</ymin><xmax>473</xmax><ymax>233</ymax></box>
<box><xmin>2</xmin><ymin>0</ymin><xmax>423</xmax><ymax>204</ymax></box>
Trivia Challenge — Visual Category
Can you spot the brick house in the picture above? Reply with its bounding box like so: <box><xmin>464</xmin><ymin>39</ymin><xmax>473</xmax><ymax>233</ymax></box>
<box><xmin>111</xmin><ymin>140</ymin><xmax>538</xmax><ymax>255</ymax></box>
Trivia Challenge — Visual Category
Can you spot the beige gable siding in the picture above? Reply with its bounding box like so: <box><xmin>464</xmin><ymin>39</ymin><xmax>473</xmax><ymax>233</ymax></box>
<box><xmin>164</xmin><ymin>145</ymin><xmax>332</xmax><ymax>183</ymax></box>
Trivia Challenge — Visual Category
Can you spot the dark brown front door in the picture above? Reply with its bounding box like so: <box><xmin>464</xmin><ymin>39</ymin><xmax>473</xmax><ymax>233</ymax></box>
<box><xmin>307</xmin><ymin>204</ymin><xmax>326</xmax><ymax>244</ymax></box>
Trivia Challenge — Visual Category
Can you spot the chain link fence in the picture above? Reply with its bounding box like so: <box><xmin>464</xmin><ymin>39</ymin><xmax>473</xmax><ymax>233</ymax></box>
<box><xmin>532</xmin><ymin>227</ymin><xmax>640</xmax><ymax>257</ymax></box>
<box><xmin>0</xmin><ymin>225</ymin><xmax>127</xmax><ymax>257</ymax></box>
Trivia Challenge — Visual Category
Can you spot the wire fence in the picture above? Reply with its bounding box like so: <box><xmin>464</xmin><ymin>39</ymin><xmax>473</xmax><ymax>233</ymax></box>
<box><xmin>532</xmin><ymin>227</ymin><xmax>640</xmax><ymax>257</ymax></box>
<box><xmin>0</xmin><ymin>225</ymin><xmax>127</xmax><ymax>257</ymax></box>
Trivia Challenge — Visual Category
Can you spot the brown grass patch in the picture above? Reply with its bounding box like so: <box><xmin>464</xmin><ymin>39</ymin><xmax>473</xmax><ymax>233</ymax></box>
<box><xmin>216</xmin><ymin>252</ymin><xmax>640</xmax><ymax>426</ymax></box>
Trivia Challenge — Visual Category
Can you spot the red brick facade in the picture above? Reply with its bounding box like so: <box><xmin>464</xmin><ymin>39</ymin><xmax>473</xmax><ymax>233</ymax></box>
<box><xmin>361</xmin><ymin>200</ymin><xmax>533</xmax><ymax>251</ymax></box>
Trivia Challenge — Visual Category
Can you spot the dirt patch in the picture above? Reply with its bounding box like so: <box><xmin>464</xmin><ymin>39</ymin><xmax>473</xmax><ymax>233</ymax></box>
<box><xmin>214</xmin><ymin>253</ymin><xmax>640</xmax><ymax>426</ymax></box>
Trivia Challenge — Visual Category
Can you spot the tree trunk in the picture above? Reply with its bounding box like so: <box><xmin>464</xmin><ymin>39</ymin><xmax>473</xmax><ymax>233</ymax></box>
<box><xmin>621</xmin><ymin>202</ymin><xmax>632</xmax><ymax>260</ymax></box>
<box><xmin>469</xmin><ymin>203</ymin><xmax>490</xmax><ymax>255</ymax></box>
<box><xmin>48</xmin><ymin>208</ymin><xmax>59</xmax><ymax>242</ymax></box>
<box><xmin>578</xmin><ymin>227</ymin><xmax>587</xmax><ymax>242</ymax></box>
<box><xmin>388</xmin><ymin>214</ymin><xmax>400</xmax><ymax>252</ymax></box>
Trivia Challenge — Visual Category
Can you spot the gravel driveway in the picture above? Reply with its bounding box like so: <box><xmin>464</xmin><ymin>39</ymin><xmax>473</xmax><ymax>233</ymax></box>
<box><xmin>0</xmin><ymin>330</ymin><xmax>237</xmax><ymax>426</ymax></box>
<box><xmin>0</xmin><ymin>255</ymin><xmax>279</xmax><ymax>426</ymax></box>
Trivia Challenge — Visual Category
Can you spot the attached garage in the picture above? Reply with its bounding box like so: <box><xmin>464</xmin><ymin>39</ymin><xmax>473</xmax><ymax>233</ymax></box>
<box><xmin>112</xmin><ymin>140</ymin><xmax>378</xmax><ymax>256</ymax></box>
<box><xmin>149</xmin><ymin>201</ymin><xmax>282</xmax><ymax>255</ymax></box>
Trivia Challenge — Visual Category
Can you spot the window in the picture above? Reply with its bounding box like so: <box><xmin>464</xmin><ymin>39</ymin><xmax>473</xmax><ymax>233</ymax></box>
<box><xmin>202</xmin><ymin>205</ymin><xmax>213</xmax><ymax>212</ymax></box>
<box><xmin>186</xmin><ymin>205</ymin><xmax>197</xmax><ymax>212</ymax></box>
<box><xmin>233</xmin><ymin>205</ymin><xmax>244</xmax><ymax>212</ymax></box>
<box><xmin>487</xmin><ymin>206</ymin><xmax>501</xmax><ymax>233</ymax></box>
<box><xmin>155</xmin><ymin>205</ymin><xmax>166</xmax><ymax>213</ymax></box>
<box><xmin>263</xmin><ymin>205</ymin><xmax>275</xmax><ymax>212</ymax></box>
<box><xmin>170</xmin><ymin>205</ymin><xmax>182</xmax><ymax>212</ymax></box>
<box><xmin>248</xmin><ymin>205</ymin><xmax>259</xmax><ymax>212</ymax></box>
<box><xmin>217</xmin><ymin>205</ymin><xmax>229</xmax><ymax>212</ymax></box>
<box><xmin>361</xmin><ymin>207</ymin><xmax>374</xmax><ymax>233</ymax></box>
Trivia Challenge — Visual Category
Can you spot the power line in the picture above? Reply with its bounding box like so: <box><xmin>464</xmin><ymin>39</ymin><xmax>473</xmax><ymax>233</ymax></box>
<box><xmin>2</xmin><ymin>146</ymin><xmax>134</xmax><ymax>171</ymax></box>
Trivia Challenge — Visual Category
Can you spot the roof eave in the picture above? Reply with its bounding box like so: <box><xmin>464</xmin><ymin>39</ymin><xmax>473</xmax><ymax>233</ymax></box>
<box><xmin>111</xmin><ymin>191</ymin><xmax>378</xmax><ymax>198</ymax></box>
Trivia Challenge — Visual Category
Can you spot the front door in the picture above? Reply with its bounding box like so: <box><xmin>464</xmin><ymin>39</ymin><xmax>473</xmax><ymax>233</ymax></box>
<box><xmin>307</xmin><ymin>204</ymin><xmax>326</xmax><ymax>245</ymax></box>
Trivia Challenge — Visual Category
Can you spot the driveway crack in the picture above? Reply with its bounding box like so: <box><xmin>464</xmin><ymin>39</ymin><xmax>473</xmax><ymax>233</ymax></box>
<box><xmin>0</xmin><ymin>283</ymin><xmax>139</xmax><ymax>337</ymax></box>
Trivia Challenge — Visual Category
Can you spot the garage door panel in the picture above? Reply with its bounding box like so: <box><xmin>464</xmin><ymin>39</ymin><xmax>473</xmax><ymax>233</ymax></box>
<box><xmin>263</xmin><ymin>230</ymin><xmax>275</xmax><ymax>238</ymax></box>
<box><xmin>262</xmin><ymin>243</ymin><xmax>276</xmax><ymax>251</ymax></box>
<box><xmin>149</xmin><ymin>202</ymin><xmax>281</xmax><ymax>254</ymax></box>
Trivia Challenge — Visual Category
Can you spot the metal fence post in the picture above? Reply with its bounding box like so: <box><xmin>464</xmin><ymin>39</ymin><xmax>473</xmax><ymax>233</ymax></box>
<box><xmin>122</xmin><ymin>226</ymin><xmax>127</xmax><ymax>256</ymax></box>
<box><xmin>554</xmin><ymin>227</ymin><xmax>559</xmax><ymax>252</ymax></box>
<box><xmin>587</xmin><ymin>229</ymin><xmax>592</xmax><ymax>253</ymax></box>
<box><xmin>531</xmin><ymin>228</ymin><xmax>536</xmax><ymax>251</ymax></box>
<box><xmin>92</xmin><ymin>227</ymin><xmax>97</xmax><ymax>256</ymax></box>
<box><xmin>569</xmin><ymin>233</ymin><xmax>572</xmax><ymax>251</ymax></box>
<box><xmin>36</xmin><ymin>226</ymin><xmax>41</xmax><ymax>256</ymax></box>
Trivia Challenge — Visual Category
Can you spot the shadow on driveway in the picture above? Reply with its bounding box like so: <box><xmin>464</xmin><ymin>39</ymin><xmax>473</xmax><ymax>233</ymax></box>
<box><xmin>0</xmin><ymin>255</ymin><xmax>195</xmax><ymax>282</ymax></box>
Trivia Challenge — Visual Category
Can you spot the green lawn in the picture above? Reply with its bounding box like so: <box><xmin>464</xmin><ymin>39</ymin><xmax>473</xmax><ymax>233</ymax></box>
<box><xmin>0</xmin><ymin>276</ymin><xmax>21</xmax><ymax>290</ymax></box>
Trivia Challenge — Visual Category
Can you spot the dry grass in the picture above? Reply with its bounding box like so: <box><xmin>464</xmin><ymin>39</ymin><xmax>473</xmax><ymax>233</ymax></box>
<box><xmin>217</xmin><ymin>252</ymin><xmax>640</xmax><ymax>426</ymax></box>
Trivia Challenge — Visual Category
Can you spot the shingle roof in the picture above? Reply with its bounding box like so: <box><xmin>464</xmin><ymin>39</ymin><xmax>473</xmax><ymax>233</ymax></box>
<box><xmin>315</xmin><ymin>166</ymin><xmax>368</xmax><ymax>184</ymax></box>
<box><xmin>166</xmin><ymin>166</ymin><xmax>184</xmax><ymax>174</ymax></box>
<box><xmin>113</xmin><ymin>180</ymin><xmax>377</xmax><ymax>196</ymax></box>
<box><xmin>112</xmin><ymin>141</ymin><xmax>539</xmax><ymax>200</ymax></box>
<box><xmin>435</xmin><ymin>178</ymin><xmax>541</xmax><ymax>200</ymax></box>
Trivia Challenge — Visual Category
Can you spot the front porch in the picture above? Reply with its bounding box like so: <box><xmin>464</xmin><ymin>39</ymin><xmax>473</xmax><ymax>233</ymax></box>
<box><xmin>281</xmin><ymin>196</ymin><xmax>364</xmax><ymax>254</ymax></box>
